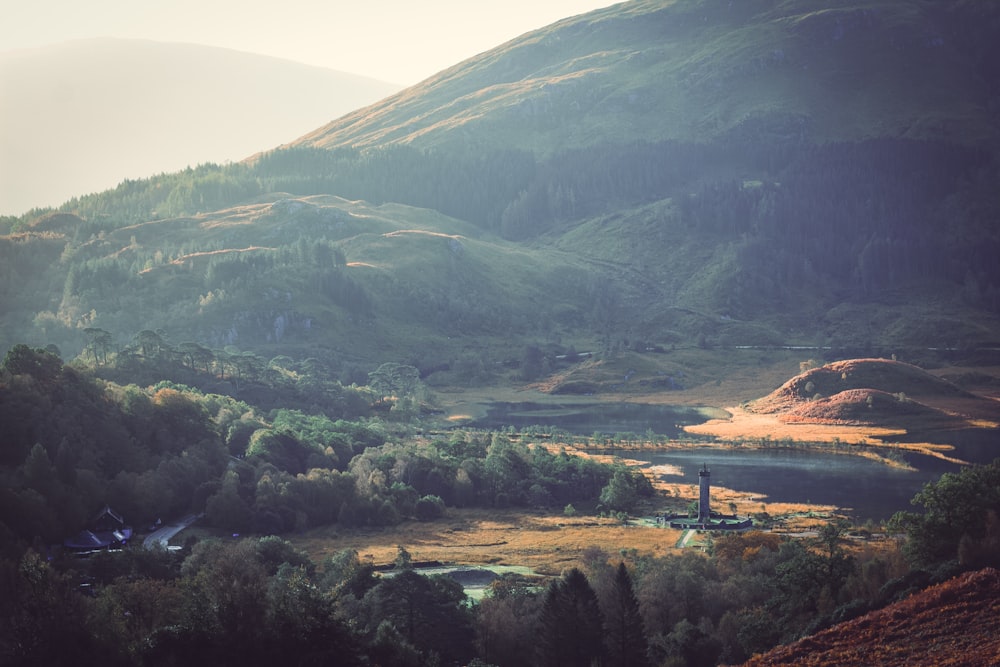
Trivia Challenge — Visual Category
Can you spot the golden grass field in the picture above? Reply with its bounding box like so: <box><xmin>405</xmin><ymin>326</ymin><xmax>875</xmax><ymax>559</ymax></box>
<box><xmin>291</xmin><ymin>439</ymin><xmax>839</xmax><ymax>572</ymax></box>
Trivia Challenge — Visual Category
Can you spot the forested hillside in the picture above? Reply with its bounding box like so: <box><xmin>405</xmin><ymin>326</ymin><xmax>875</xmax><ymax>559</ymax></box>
<box><xmin>3</xmin><ymin>337</ymin><xmax>998</xmax><ymax>666</ymax></box>
<box><xmin>2</xmin><ymin>136</ymin><xmax>998</xmax><ymax>373</ymax></box>
<box><xmin>0</xmin><ymin>345</ymin><xmax>653</xmax><ymax>547</ymax></box>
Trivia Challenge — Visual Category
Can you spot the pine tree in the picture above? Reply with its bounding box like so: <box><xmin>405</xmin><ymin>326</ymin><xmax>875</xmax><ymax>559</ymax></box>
<box><xmin>538</xmin><ymin>567</ymin><xmax>605</xmax><ymax>667</ymax></box>
<box><xmin>604</xmin><ymin>562</ymin><xmax>649</xmax><ymax>667</ymax></box>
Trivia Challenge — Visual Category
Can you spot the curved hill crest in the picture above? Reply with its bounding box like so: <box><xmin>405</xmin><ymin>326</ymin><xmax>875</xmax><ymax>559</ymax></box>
<box><xmin>292</xmin><ymin>0</ymin><xmax>1000</xmax><ymax>154</ymax></box>
<box><xmin>747</xmin><ymin>358</ymin><xmax>995</xmax><ymax>429</ymax></box>
<box><xmin>751</xmin><ymin>358</ymin><xmax>972</xmax><ymax>412</ymax></box>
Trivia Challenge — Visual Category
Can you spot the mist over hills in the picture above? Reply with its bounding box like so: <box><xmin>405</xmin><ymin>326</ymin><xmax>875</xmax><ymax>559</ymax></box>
<box><xmin>0</xmin><ymin>38</ymin><xmax>400</xmax><ymax>215</ymax></box>
<box><xmin>2</xmin><ymin>0</ymin><xmax>1000</xmax><ymax>382</ymax></box>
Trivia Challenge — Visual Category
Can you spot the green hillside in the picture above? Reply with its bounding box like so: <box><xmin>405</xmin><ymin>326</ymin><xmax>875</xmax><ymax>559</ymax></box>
<box><xmin>294</xmin><ymin>0</ymin><xmax>1000</xmax><ymax>152</ymax></box>
<box><xmin>2</xmin><ymin>0</ymin><xmax>999</xmax><ymax>383</ymax></box>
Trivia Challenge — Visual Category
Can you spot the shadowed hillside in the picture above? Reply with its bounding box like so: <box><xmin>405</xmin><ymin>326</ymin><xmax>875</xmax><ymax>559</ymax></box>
<box><xmin>2</xmin><ymin>0</ymin><xmax>1000</xmax><ymax>381</ymax></box>
<box><xmin>741</xmin><ymin>567</ymin><xmax>1000</xmax><ymax>667</ymax></box>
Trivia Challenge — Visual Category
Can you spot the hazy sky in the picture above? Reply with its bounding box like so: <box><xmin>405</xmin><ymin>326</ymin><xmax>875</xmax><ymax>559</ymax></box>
<box><xmin>1</xmin><ymin>0</ymin><xmax>619</xmax><ymax>85</ymax></box>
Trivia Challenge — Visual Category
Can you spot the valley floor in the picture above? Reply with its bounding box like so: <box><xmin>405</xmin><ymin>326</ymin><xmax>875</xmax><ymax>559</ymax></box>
<box><xmin>282</xmin><ymin>355</ymin><xmax>1000</xmax><ymax>572</ymax></box>
<box><xmin>290</xmin><ymin>499</ymin><xmax>836</xmax><ymax>575</ymax></box>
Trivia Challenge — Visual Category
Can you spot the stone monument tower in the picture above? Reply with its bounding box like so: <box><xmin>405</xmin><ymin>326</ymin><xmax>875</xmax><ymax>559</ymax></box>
<box><xmin>698</xmin><ymin>463</ymin><xmax>711</xmax><ymax>523</ymax></box>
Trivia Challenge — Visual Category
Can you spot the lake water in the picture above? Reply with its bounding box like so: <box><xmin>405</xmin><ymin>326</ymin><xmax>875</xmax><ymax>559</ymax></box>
<box><xmin>474</xmin><ymin>401</ymin><xmax>727</xmax><ymax>438</ymax></box>
<box><xmin>470</xmin><ymin>402</ymin><xmax>998</xmax><ymax>521</ymax></box>
<box><xmin>615</xmin><ymin>446</ymin><xmax>951</xmax><ymax>521</ymax></box>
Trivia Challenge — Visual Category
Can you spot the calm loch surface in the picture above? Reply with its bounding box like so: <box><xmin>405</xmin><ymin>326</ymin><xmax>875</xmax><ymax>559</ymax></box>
<box><xmin>470</xmin><ymin>402</ymin><xmax>997</xmax><ymax>520</ymax></box>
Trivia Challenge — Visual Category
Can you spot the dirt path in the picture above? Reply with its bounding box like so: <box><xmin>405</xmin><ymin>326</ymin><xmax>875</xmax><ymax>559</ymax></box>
<box><xmin>143</xmin><ymin>513</ymin><xmax>201</xmax><ymax>549</ymax></box>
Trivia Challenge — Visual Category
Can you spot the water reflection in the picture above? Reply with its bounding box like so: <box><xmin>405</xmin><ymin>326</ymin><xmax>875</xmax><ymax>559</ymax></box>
<box><xmin>468</xmin><ymin>402</ymin><xmax>997</xmax><ymax>521</ymax></box>
<box><xmin>618</xmin><ymin>447</ymin><xmax>955</xmax><ymax>521</ymax></box>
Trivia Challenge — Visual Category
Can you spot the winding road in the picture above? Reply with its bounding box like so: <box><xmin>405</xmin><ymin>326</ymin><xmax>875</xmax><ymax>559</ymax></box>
<box><xmin>142</xmin><ymin>513</ymin><xmax>201</xmax><ymax>549</ymax></box>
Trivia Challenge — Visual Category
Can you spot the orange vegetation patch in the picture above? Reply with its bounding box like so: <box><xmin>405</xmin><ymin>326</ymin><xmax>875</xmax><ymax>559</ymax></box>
<box><xmin>381</xmin><ymin>229</ymin><xmax>463</xmax><ymax>240</ymax></box>
<box><xmin>741</xmin><ymin>567</ymin><xmax>1000</xmax><ymax>667</ymax></box>
<box><xmin>782</xmin><ymin>388</ymin><xmax>956</xmax><ymax>426</ymax></box>
<box><xmin>289</xmin><ymin>442</ymin><xmax>842</xmax><ymax>573</ymax></box>
<box><xmin>749</xmin><ymin>358</ymin><xmax>972</xmax><ymax>414</ymax></box>
<box><xmin>137</xmin><ymin>246</ymin><xmax>274</xmax><ymax>274</ymax></box>
<box><xmin>684</xmin><ymin>406</ymin><xmax>903</xmax><ymax>445</ymax></box>
<box><xmin>291</xmin><ymin>508</ymin><xmax>682</xmax><ymax>575</ymax></box>
<box><xmin>683</xmin><ymin>406</ymin><xmax>965</xmax><ymax>465</ymax></box>
<box><xmin>746</xmin><ymin>358</ymin><xmax>1000</xmax><ymax>430</ymax></box>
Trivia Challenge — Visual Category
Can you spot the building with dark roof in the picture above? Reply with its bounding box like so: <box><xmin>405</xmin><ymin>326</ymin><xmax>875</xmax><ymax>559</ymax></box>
<box><xmin>63</xmin><ymin>505</ymin><xmax>132</xmax><ymax>553</ymax></box>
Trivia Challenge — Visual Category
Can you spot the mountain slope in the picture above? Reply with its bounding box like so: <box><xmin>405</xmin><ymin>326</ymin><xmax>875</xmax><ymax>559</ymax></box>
<box><xmin>293</xmin><ymin>0</ymin><xmax>1000</xmax><ymax>153</ymax></box>
<box><xmin>0</xmin><ymin>38</ymin><xmax>400</xmax><ymax>215</ymax></box>
<box><xmin>5</xmin><ymin>195</ymin><xmax>597</xmax><ymax>376</ymax></box>
<box><xmin>742</xmin><ymin>567</ymin><xmax>1000</xmax><ymax>667</ymax></box>
<box><xmin>3</xmin><ymin>1</ymin><xmax>1000</xmax><ymax>380</ymax></box>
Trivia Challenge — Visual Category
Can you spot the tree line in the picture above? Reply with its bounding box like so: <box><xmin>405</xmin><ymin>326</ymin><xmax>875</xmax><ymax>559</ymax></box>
<box><xmin>0</xmin><ymin>345</ymin><xmax>652</xmax><ymax>548</ymax></box>
<box><xmin>3</xmin><ymin>454</ymin><xmax>998</xmax><ymax>666</ymax></box>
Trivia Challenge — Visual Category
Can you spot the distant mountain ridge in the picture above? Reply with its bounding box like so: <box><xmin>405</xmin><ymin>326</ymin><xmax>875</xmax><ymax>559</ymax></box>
<box><xmin>0</xmin><ymin>38</ymin><xmax>400</xmax><ymax>215</ymax></box>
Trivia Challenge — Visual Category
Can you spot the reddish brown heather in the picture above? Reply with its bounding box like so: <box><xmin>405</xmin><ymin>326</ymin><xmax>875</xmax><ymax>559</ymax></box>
<box><xmin>740</xmin><ymin>568</ymin><xmax>1000</xmax><ymax>667</ymax></box>
<box><xmin>781</xmin><ymin>387</ymin><xmax>963</xmax><ymax>428</ymax></box>
<box><xmin>749</xmin><ymin>359</ymin><xmax>971</xmax><ymax>415</ymax></box>
<box><xmin>740</xmin><ymin>358</ymin><xmax>1000</xmax><ymax>432</ymax></box>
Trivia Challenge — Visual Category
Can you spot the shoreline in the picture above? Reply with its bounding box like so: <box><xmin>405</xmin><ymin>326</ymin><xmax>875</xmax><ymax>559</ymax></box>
<box><xmin>682</xmin><ymin>405</ymin><xmax>971</xmax><ymax>467</ymax></box>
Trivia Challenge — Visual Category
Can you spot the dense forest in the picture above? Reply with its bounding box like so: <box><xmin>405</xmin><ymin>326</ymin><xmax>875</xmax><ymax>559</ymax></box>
<box><xmin>0</xmin><ymin>345</ymin><xmax>653</xmax><ymax>546</ymax></box>
<box><xmin>2</xmin><ymin>344</ymin><xmax>999</xmax><ymax>666</ymax></box>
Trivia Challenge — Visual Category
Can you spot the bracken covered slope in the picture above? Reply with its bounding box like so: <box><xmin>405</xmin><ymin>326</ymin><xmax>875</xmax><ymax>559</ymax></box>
<box><xmin>751</xmin><ymin>359</ymin><xmax>971</xmax><ymax>410</ymax></box>
<box><xmin>740</xmin><ymin>567</ymin><xmax>1000</xmax><ymax>667</ymax></box>
<box><xmin>745</xmin><ymin>358</ymin><xmax>1000</xmax><ymax>429</ymax></box>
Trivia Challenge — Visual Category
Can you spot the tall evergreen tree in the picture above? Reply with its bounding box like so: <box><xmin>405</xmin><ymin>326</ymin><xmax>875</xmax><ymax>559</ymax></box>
<box><xmin>538</xmin><ymin>567</ymin><xmax>605</xmax><ymax>667</ymax></box>
<box><xmin>604</xmin><ymin>562</ymin><xmax>649</xmax><ymax>667</ymax></box>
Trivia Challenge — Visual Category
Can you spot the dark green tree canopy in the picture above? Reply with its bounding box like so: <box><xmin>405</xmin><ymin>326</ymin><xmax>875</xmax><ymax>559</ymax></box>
<box><xmin>538</xmin><ymin>567</ymin><xmax>606</xmax><ymax>667</ymax></box>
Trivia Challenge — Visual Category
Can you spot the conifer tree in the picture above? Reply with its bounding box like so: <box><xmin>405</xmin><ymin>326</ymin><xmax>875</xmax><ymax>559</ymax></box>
<box><xmin>604</xmin><ymin>562</ymin><xmax>649</xmax><ymax>667</ymax></box>
<box><xmin>537</xmin><ymin>567</ymin><xmax>605</xmax><ymax>667</ymax></box>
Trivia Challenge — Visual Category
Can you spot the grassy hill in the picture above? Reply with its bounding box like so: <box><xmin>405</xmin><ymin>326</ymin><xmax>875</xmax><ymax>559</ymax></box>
<box><xmin>293</xmin><ymin>0</ymin><xmax>1000</xmax><ymax>153</ymax></box>
<box><xmin>744</xmin><ymin>358</ymin><xmax>1000</xmax><ymax>430</ymax></box>
<box><xmin>751</xmin><ymin>359</ymin><xmax>972</xmax><ymax>411</ymax></box>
